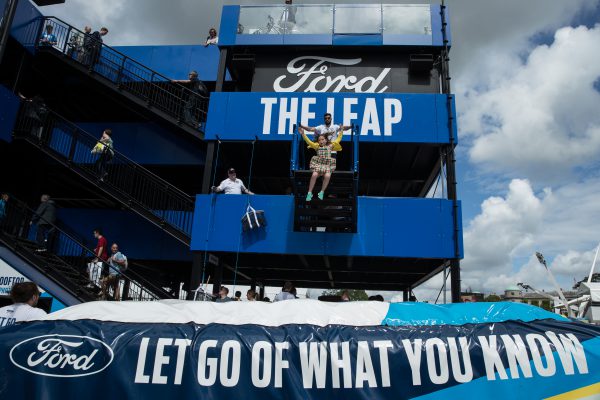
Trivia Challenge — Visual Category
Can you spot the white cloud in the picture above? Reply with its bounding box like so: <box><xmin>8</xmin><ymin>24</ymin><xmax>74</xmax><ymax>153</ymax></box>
<box><xmin>459</xmin><ymin>25</ymin><xmax>600</xmax><ymax>182</ymax></box>
<box><xmin>458</xmin><ymin>177</ymin><xmax>600</xmax><ymax>294</ymax></box>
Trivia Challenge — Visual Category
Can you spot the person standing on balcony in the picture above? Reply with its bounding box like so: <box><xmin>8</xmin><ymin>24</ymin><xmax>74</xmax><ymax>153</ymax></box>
<box><xmin>0</xmin><ymin>282</ymin><xmax>46</xmax><ymax>327</ymax></box>
<box><xmin>298</xmin><ymin>127</ymin><xmax>343</xmax><ymax>201</ymax></box>
<box><xmin>38</xmin><ymin>24</ymin><xmax>57</xmax><ymax>47</ymax></box>
<box><xmin>204</xmin><ymin>28</ymin><xmax>218</xmax><ymax>46</ymax></box>
<box><xmin>91</xmin><ymin>128</ymin><xmax>114</xmax><ymax>181</ymax></box>
<box><xmin>30</xmin><ymin>194</ymin><xmax>57</xmax><ymax>251</ymax></box>
<box><xmin>212</xmin><ymin>168</ymin><xmax>254</xmax><ymax>195</ymax></box>
<box><xmin>172</xmin><ymin>70</ymin><xmax>208</xmax><ymax>127</ymax></box>
<box><xmin>101</xmin><ymin>243</ymin><xmax>127</xmax><ymax>301</ymax></box>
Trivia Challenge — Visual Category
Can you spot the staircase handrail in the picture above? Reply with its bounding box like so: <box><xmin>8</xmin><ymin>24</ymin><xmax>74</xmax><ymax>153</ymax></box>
<box><xmin>0</xmin><ymin>195</ymin><xmax>176</xmax><ymax>300</ymax></box>
<box><xmin>27</xmin><ymin>102</ymin><xmax>193</xmax><ymax>205</ymax></box>
<box><xmin>33</xmin><ymin>16</ymin><xmax>209</xmax><ymax>127</ymax></box>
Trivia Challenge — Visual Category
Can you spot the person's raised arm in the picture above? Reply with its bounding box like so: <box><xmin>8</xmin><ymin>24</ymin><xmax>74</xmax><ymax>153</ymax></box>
<box><xmin>298</xmin><ymin>124</ymin><xmax>316</xmax><ymax>132</ymax></box>
<box><xmin>333</xmin><ymin>130</ymin><xmax>344</xmax><ymax>145</ymax></box>
<box><xmin>299</xmin><ymin>127</ymin><xmax>318</xmax><ymax>150</ymax></box>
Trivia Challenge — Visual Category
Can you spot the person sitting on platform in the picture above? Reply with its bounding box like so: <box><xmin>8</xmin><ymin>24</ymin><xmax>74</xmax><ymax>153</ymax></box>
<box><xmin>216</xmin><ymin>286</ymin><xmax>232</xmax><ymax>302</ymax></box>
<box><xmin>274</xmin><ymin>281</ymin><xmax>296</xmax><ymax>302</ymax></box>
<box><xmin>212</xmin><ymin>168</ymin><xmax>254</xmax><ymax>195</ymax></box>
<box><xmin>299</xmin><ymin>113</ymin><xmax>352</xmax><ymax>160</ymax></box>
<box><xmin>298</xmin><ymin>127</ymin><xmax>343</xmax><ymax>201</ymax></box>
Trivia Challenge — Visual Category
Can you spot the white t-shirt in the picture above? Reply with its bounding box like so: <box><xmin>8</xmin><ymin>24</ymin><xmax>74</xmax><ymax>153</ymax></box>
<box><xmin>314</xmin><ymin>123</ymin><xmax>341</xmax><ymax>141</ymax></box>
<box><xmin>218</xmin><ymin>178</ymin><xmax>248</xmax><ymax>194</ymax></box>
<box><xmin>0</xmin><ymin>303</ymin><xmax>47</xmax><ymax>327</ymax></box>
<box><xmin>273</xmin><ymin>291</ymin><xmax>296</xmax><ymax>302</ymax></box>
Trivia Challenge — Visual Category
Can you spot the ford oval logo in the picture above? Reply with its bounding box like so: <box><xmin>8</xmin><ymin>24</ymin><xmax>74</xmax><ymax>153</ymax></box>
<box><xmin>9</xmin><ymin>335</ymin><xmax>114</xmax><ymax>378</ymax></box>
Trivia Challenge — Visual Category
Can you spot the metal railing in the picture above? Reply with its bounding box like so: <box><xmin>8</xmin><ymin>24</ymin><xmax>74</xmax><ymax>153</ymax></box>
<box><xmin>14</xmin><ymin>101</ymin><xmax>195</xmax><ymax>244</ymax></box>
<box><xmin>31</xmin><ymin>17</ymin><xmax>208</xmax><ymax>130</ymax></box>
<box><xmin>0</xmin><ymin>196</ymin><xmax>176</xmax><ymax>302</ymax></box>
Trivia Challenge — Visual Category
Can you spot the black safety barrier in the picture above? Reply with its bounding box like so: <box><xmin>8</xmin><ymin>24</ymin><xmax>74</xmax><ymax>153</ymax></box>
<box><xmin>30</xmin><ymin>17</ymin><xmax>208</xmax><ymax>133</ymax></box>
<box><xmin>14</xmin><ymin>102</ymin><xmax>195</xmax><ymax>245</ymax></box>
<box><xmin>0</xmin><ymin>196</ymin><xmax>176</xmax><ymax>302</ymax></box>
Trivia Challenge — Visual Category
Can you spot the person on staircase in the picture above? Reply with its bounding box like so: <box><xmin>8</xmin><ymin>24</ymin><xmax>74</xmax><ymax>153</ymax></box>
<box><xmin>38</xmin><ymin>24</ymin><xmax>57</xmax><ymax>47</ymax></box>
<box><xmin>87</xmin><ymin>228</ymin><xmax>108</xmax><ymax>288</ymax></box>
<box><xmin>298</xmin><ymin>127</ymin><xmax>343</xmax><ymax>201</ymax></box>
<box><xmin>101</xmin><ymin>243</ymin><xmax>127</xmax><ymax>301</ymax></box>
<box><xmin>91</xmin><ymin>129</ymin><xmax>114</xmax><ymax>181</ymax></box>
<box><xmin>30</xmin><ymin>194</ymin><xmax>57</xmax><ymax>251</ymax></box>
<box><xmin>0</xmin><ymin>193</ymin><xmax>9</xmax><ymax>223</ymax></box>
<box><xmin>79</xmin><ymin>26</ymin><xmax>93</xmax><ymax>63</ymax></box>
<box><xmin>172</xmin><ymin>70</ymin><xmax>208</xmax><ymax>127</ymax></box>
<box><xmin>84</xmin><ymin>27</ymin><xmax>108</xmax><ymax>68</ymax></box>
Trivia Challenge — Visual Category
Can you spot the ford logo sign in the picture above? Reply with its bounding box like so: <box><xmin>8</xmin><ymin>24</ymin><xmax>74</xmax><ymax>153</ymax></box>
<box><xmin>9</xmin><ymin>335</ymin><xmax>114</xmax><ymax>378</ymax></box>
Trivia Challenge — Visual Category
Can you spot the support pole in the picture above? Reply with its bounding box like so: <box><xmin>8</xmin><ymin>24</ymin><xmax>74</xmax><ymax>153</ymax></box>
<box><xmin>189</xmin><ymin>251</ymin><xmax>204</xmax><ymax>299</ymax></box>
<box><xmin>439</xmin><ymin>2</ymin><xmax>461</xmax><ymax>303</ymax></box>
<box><xmin>190</xmin><ymin>49</ymin><xmax>228</xmax><ymax>292</ymax></box>
<box><xmin>212</xmin><ymin>259</ymin><xmax>223</xmax><ymax>297</ymax></box>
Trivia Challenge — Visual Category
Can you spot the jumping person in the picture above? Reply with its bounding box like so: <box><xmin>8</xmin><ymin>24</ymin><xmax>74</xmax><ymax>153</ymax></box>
<box><xmin>298</xmin><ymin>126</ymin><xmax>343</xmax><ymax>201</ymax></box>
<box><xmin>299</xmin><ymin>113</ymin><xmax>352</xmax><ymax>159</ymax></box>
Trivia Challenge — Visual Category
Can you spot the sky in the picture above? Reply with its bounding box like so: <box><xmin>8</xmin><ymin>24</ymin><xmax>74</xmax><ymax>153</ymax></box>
<box><xmin>38</xmin><ymin>0</ymin><xmax>600</xmax><ymax>302</ymax></box>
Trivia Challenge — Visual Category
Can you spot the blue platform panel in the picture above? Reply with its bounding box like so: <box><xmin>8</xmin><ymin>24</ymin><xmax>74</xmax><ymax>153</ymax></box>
<box><xmin>206</xmin><ymin>92</ymin><xmax>457</xmax><ymax>143</ymax></box>
<box><xmin>190</xmin><ymin>194</ymin><xmax>463</xmax><ymax>259</ymax></box>
<box><xmin>113</xmin><ymin>45</ymin><xmax>227</xmax><ymax>82</ymax></box>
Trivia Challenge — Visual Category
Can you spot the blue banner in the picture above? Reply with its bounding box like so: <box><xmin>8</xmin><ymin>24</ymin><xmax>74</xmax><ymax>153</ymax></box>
<box><xmin>1</xmin><ymin>318</ymin><xmax>599</xmax><ymax>399</ymax></box>
<box><xmin>205</xmin><ymin>92</ymin><xmax>457</xmax><ymax>143</ymax></box>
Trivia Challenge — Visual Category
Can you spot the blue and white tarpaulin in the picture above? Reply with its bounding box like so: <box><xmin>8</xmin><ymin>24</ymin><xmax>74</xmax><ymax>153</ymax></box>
<box><xmin>1</xmin><ymin>300</ymin><xmax>599</xmax><ymax>399</ymax></box>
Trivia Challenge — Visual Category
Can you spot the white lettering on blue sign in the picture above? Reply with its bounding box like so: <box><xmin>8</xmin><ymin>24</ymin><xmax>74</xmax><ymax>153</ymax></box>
<box><xmin>260</xmin><ymin>97</ymin><xmax>402</xmax><ymax>136</ymax></box>
<box><xmin>130</xmin><ymin>331</ymin><xmax>588</xmax><ymax>389</ymax></box>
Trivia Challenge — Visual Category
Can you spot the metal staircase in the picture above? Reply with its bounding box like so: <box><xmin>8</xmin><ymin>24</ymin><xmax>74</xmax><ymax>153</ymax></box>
<box><xmin>290</xmin><ymin>126</ymin><xmax>359</xmax><ymax>233</ymax></box>
<box><xmin>0</xmin><ymin>196</ymin><xmax>175</xmax><ymax>303</ymax></box>
<box><xmin>13</xmin><ymin>102</ymin><xmax>194</xmax><ymax>245</ymax></box>
<box><xmin>27</xmin><ymin>17</ymin><xmax>208</xmax><ymax>140</ymax></box>
<box><xmin>291</xmin><ymin>171</ymin><xmax>357</xmax><ymax>232</ymax></box>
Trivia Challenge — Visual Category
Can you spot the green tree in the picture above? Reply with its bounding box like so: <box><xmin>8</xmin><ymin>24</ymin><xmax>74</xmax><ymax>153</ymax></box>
<box><xmin>484</xmin><ymin>294</ymin><xmax>502</xmax><ymax>302</ymax></box>
<box><xmin>322</xmin><ymin>289</ymin><xmax>369</xmax><ymax>301</ymax></box>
